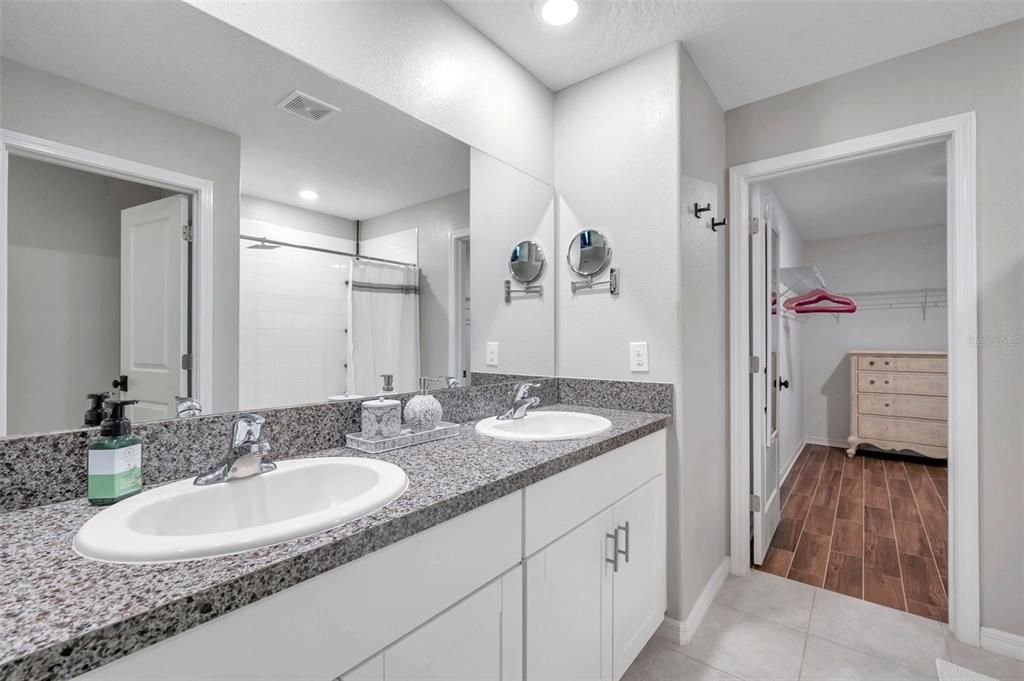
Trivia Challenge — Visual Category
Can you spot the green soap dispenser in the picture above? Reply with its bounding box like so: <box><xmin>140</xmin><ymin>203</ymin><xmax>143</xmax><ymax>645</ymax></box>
<box><xmin>88</xmin><ymin>400</ymin><xmax>143</xmax><ymax>505</ymax></box>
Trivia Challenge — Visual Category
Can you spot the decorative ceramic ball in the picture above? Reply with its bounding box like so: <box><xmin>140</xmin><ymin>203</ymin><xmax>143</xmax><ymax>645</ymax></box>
<box><xmin>404</xmin><ymin>393</ymin><xmax>443</xmax><ymax>433</ymax></box>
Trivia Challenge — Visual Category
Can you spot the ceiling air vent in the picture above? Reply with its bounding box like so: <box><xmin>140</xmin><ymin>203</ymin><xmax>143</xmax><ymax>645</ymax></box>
<box><xmin>275</xmin><ymin>90</ymin><xmax>340</xmax><ymax>123</ymax></box>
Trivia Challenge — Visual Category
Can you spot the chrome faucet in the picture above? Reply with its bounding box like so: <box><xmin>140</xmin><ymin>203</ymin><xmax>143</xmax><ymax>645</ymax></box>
<box><xmin>175</xmin><ymin>395</ymin><xmax>202</xmax><ymax>418</ymax></box>
<box><xmin>193</xmin><ymin>413</ymin><xmax>276</xmax><ymax>486</ymax></box>
<box><xmin>497</xmin><ymin>382</ymin><xmax>541</xmax><ymax>421</ymax></box>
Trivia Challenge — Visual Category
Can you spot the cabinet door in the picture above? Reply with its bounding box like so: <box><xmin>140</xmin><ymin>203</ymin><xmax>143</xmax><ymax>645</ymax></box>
<box><xmin>384</xmin><ymin>567</ymin><xmax>522</xmax><ymax>681</ymax></box>
<box><xmin>612</xmin><ymin>476</ymin><xmax>666</xmax><ymax>681</ymax></box>
<box><xmin>526</xmin><ymin>509</ymin><xmax>614</xmax><ymax>681</ymax></box>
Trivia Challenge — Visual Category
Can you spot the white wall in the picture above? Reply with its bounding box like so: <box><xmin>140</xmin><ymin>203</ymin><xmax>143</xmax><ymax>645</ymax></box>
<box><xmin>799</xmin><ymin>225</ymin><xmax>947</xmax><ymax>445</ymax></box>
<box><xmin>726</xmin><ymin>20</ymin><xmax>1024</xmax><ymax>635</ymax></box>
<box><xmin>185</xmin><ymin>0</ymin><xmax>554</xmax><ymax>185</ymax></box>
<box><xmin>757</xmin><ymin>185</ymin><xmax>806</xmax><ymax>477</ymax></box>
<box><xmin>555</xmin><ymin>42</ymin><xmax>729</xmax><ymax>621</ymax></box>
<box><xmin>360</xmin><ymin>191</ymin><xmax>471</xmax><ymax>379</ymax></box>
<box><xmin>1</xmin><ymin>58</ymin><xmax>242</xmax><ymax>414</ymax></box>
<box><xmin>240</xmin><ymin>195</ymin><xmax>357</xmax><ymax>241</ymax></box>
<box><xmin>470</xmin><ymin>150</ymin><xmax>555</xmax><ymax>377</ymax></box>
<box><xmin>6</xmin><ymin>156</ymin><xmax>169</xmax><ymax>433</ymax></box>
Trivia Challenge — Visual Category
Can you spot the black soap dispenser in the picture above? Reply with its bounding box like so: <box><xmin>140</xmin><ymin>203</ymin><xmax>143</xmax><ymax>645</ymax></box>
<box><xmin>83</xmin><ymin>392</ymin><xmax>111</xmax><ymax>428</ymax></box>
<box><xmin>87</xmin><ymin>400</ymin><xmax>143</xmax><ymax>505</ymax></box>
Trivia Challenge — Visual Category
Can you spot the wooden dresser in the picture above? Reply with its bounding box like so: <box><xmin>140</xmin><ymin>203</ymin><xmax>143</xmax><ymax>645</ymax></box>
<box><xmin>847</xmin><ymin>351</ymin><xmax>948</xmax><ymax>459</ymax></box>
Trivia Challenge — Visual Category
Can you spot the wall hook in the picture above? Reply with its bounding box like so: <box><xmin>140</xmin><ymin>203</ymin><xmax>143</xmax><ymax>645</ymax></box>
<box><xmin>694</xmin><ymin>203</ymin><xmax>711</xmax><ymax>218</ymax></box>
<box><xmin>711</xmin><ymin>217</ymin><xmax>728</xmax><ymax>231</ymax></box>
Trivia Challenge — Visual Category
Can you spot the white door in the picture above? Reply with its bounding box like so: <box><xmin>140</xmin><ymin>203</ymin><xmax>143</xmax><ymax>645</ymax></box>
<box><xmin>612</xmin><ymin>477</ymin><xmax>666</xmax><ymax>680</ymax></box>
<box><xmin>120</xmin><ymin>195</ymin><xmax>189</xmax><ymax>423</ymax></box>
<box><xmin>526</xmin><ymin>509</ymin><xmax>614</xmax><ymax>681</ymax></box>
<box><xmin>750</xmin><ymin>186</ymin><xmax>782</xmax><ymax>564</ymax></box>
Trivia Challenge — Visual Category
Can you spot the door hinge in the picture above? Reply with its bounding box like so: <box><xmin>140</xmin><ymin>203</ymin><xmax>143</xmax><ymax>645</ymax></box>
<box><xmin>750</xmin><ymin>216</ymin><xmax>760</xmax><ymax>235</ymax></box>
<box><xmin>182</xmin><ymin>224</ymin><xmax>193</xmax><ymax>242</ymax></box>
<box><xmin>749</xmin><ymin>355</ymin><xmax>761</xmax><ymax>373</ymax></box>
<box><xmin>750</xmin><ymin>494</ymin><xmax>762</xmax><ymax>512</ymax></box>
<box><xmin>181</xmin><ymin>353</ymin><xmax>193</xmax><ymax>371</ymax></box>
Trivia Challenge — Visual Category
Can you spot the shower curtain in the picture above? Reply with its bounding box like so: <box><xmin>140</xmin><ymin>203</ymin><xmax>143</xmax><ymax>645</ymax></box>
<box><xmin>347</xmin><ymin>259</ymin><xmax>421</xmax><ymax>397</ymax></box>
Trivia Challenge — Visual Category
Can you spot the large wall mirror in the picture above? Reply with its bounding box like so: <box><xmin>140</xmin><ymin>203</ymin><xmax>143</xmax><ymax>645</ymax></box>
<box><xmin>0</xmin><ymin>0</ymin><xmax>555</xmax><ymax>436</ymax></box>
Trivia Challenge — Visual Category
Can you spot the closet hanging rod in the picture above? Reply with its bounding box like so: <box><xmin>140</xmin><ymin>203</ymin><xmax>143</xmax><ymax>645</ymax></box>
<box><xmin>240</xmin><ymin>234</ymin><xmax>416</xmax><ymax>268</ymax></box>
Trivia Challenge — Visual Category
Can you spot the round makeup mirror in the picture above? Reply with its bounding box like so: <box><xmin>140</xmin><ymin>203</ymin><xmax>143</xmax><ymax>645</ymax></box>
<box><xmin>566</xmin><ymin>229</ymin><xmax>612</xmax><ymax>277</ymax></box>
<box><xmin>509</xmin><ymin>240</ymin><xmax>546</xmax><ymax>284</ymax></box>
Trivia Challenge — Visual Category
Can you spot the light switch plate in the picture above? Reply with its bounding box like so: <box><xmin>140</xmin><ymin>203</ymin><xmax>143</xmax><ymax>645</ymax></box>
<box><xmin>630</xmin><ymin>342</ymin><xmax>649</xmax><ymax>372</ymax></box>
<box><xmin>486</xmin><ymin>342</ymin><xmax>499</xmax><ymax>367</ymax></box>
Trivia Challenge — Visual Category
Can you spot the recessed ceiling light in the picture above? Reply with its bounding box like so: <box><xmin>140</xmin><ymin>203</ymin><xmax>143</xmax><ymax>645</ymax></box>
<box><xmin>299</xmin><ymin>189</ymin><xmax>318</xmax><ymax>200</ymax></box>
<box><xmin>535</xmin><ymin>0</ymin><xmax>578</xmax><ymax>26</ymax></box>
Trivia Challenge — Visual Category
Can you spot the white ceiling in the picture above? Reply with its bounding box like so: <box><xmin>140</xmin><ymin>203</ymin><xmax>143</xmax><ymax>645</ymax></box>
<box><xmin>446</xmin><ymin>0</ymin><xmax>1024</xmax><ymax>108</ymax></box>
<box><xmin>765</xmin><ymin>142</ymin><xmax>946</xmax><ymax>242</ymax></box>
<box><xmin>1</xmin><ymin>1</ymin><xmax>470</xmax><ymax>220</ymax></box>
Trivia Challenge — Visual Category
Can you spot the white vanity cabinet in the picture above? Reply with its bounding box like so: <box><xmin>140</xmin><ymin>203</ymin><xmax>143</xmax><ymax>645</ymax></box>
<box><xmin>525</xmin><ymin>434</ymin><xmax>667</xmax><ymax>681</ymax></box>
<box><xmin>77</xmin><ymin>429</ymin><xmax>666</xmax><ymax>681</ymax></box>
<box><xmin>342</xmin><ymin>568</ymin><xmax>522</xmax><ymax>681</ymax></box>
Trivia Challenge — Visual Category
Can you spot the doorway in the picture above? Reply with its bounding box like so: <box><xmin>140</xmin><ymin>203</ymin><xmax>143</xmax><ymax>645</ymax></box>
<box><xmin>0</xmin><ymin>129</ymin><xmax>215</xmax><ymax>434</ymax></box>
<box><xmin>728</xmin><ymin>114</ymin><xmax>979</xmax><ymax>644</ymax></box>
<box><xmin>449</xmin><ymin>228</ymin><xmax>471</xmax><ymax>385</ymax></box>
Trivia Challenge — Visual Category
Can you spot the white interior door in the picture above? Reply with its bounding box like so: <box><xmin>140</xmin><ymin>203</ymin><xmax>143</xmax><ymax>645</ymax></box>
<box><xmin>750</xmin><ymin>186</ymin><xmax>782</xmax><ymax>564</ymax></box>
<box><xmin>120</xmin><ymin>195</ymin><xmax>188</xmax><ymax>423</ymax></box>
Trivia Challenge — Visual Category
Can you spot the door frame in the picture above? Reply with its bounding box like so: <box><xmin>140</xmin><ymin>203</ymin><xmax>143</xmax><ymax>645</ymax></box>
<box><xmin>447</xmin><ymin>227</ymin><xmax>471</xmax><ymax>382</ymax></box>
<box><xmin>727</xmin><ymin>113</ymin><xmax>979</xmax><ymax>644</ymax></box>
<box><xmin>0</xmin><ymin>129</ymin><xmax>215</xmax><ymax>434</ymax></box>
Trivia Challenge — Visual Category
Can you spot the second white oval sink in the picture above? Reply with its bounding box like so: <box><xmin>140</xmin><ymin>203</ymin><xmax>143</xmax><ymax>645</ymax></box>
<box><xmin>74</xmin><ymin>457</ymin><xmax>407</xmax><ymax>564</ymax></box>
<box><xmin>475</xmin><ymin>411</ymin><xmax>612</xmax><ymax>441</ymax></box>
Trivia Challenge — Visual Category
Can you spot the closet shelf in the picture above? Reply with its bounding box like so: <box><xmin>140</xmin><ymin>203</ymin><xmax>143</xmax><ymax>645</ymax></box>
<box><xmin>838</xmin><ymin>287</ymin><xmax>947</xmax><ymax>320</ymax></box>
<box><xmin>778</xmin><ymin>266</ymin><xmax>827</xmax><ymax>298</ymax></box>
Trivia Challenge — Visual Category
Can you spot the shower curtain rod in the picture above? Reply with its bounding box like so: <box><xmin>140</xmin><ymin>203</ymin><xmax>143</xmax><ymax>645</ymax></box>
<box><xmin>239</xmin><ymin>234</ymin><xmax>417</xmax><ymax>268</ymax></box>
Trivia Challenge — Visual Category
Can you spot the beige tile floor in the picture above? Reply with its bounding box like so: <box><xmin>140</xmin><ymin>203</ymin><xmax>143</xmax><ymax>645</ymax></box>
<box><xmin>625</xmin><ymin>571</ymin><xmax>1024</xmax><ymax>681</ymax></box>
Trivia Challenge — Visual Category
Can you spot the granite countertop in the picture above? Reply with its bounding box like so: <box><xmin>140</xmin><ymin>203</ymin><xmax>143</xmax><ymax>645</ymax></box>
<box><xmin>0</xmin><ymin>405</ymin><xmax>669</xmax><ymax>680</ymax></box>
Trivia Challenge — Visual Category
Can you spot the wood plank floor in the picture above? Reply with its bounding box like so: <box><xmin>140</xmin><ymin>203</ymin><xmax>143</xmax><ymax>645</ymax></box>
<box><xmin>756</xmin><ymin>443</ymin><xmax>949</xmax><ymax>622</ymax></box>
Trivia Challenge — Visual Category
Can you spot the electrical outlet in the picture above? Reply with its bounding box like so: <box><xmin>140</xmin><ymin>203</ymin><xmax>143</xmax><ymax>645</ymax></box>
<box><xmin>630</xmin><ymin>342</ymin><xmax>649</xmax><ymax>372</ymax></box>
<box><xmin>486</xmin><ymin>342</ymin><xmax>499</xmax><ymax>367</ymax></box>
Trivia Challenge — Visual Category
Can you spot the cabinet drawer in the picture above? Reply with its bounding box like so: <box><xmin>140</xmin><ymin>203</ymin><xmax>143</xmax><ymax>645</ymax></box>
<box><xmin>858</xmin><ymin>355</ymin><xmax>947</xmax><ymax>373</ymax></box>
<box><xmin>858</xmin><ymin>394</ymin><xmax>947</xmax><ymax>421</ymax></box>
<box><xmin>524</xmin><ymin>430</ymin><xmax>666</xmax><ymax>556</ymax></box>
<box><xmin>857</xmin><ymin>372</ymin><xmax>947</xmax><ymax>396</ymax></box>
<box><xmin>859</xmin><ymin>415</ymin><xmax>948</xmax><ymax>447</ymax></box>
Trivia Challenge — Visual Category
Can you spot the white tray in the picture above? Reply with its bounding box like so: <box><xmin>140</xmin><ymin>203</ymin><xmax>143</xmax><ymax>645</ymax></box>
<box><xmin>345</xmin><ymin>422</ymin><xmax>461</xmax><ymax>453</ymax></box>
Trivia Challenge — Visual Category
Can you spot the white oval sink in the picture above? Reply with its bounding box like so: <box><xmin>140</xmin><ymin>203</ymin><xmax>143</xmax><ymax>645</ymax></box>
<box><xmin>74</xmin><ymin>458</ymin><xmax>407</xmax><ymax>564</ymax></box>
<box><xmin>475</xmin><ymin>411</ymin><xmax>612</xmax><ymax>441</ymax></box>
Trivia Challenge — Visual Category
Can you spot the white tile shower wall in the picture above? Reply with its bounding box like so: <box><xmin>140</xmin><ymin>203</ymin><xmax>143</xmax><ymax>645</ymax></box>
<box><xmin>239</xmin><ymin>220</ymin><xmax>355</xmax><ymax>410</ymax></box>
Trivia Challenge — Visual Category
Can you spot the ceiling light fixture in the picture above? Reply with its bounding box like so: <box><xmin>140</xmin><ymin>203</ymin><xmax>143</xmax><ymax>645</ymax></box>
<box><xmin>299</xmin><ymin>189</ymin><xmax>318</xmax><ymax>200</ymax></box>
<box><xmin>535</xmin><ymin>0</ymin><xmax>578</xmax><ymax>26</ymax></box>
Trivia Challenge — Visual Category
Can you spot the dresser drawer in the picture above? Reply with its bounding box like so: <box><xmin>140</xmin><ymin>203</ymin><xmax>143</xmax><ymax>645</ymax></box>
<box><xmin>858</xmin><ymin>394</ymin><xmax>947</xmax><ymax>421</ymax></box>
<box><xmin>859</xmin><ymin>415</ymin><xmax>948</xmax><ymax>447</ymax></box>
<box><xmin>857</xmin><ymin>371</ymin><xmax>947</xmax><ymax>396</ymax></box>
<box><xmin>858</xmin><ymin>355</ymin><xmax>947</xmax><ymax>373</ymax></box>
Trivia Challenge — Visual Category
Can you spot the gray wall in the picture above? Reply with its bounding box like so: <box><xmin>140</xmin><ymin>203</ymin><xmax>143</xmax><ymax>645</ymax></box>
<box><xmin>726</xmin><ymin>20</ymin><xmax>1024</xmax><ymax>636</ymax></box>
<box><xmin>365</xmin><ymin>191</ymin><xmax>470</xmax><ymax>379</ymax></box>
<box><xmin>240</xmin><ymin>195</ymin><xmax>357</xmax><ymax>241</ymax></box>
<box><xmin>554</xmin><ymin>42</ymin><xmax>729</xmax><ymax>622</ymax></box>
<box><xmin>2</xmin><ymin>58</ymin><xmax>243</xmax><ymax>414</ymax></box>
<box><xmin>6</xmin><ymin>156</ymin><xmax>169</xmax><ymax>433</ymax></box>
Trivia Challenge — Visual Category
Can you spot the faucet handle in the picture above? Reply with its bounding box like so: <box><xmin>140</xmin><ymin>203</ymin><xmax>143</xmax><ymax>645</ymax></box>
<box><xmin>231</xmin><ymin>413</ymin><xmax>266</xmax><ymax>446</ymax></box>
<box><xmin>513</xmin><ymin>382</ymin><xmax>542</xmax><ymax>400</ymax></box>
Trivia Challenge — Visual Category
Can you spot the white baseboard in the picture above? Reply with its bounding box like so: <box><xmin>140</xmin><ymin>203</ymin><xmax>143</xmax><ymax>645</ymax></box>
<box><xmin>980</xmin><ymin>627</ymin><xmax>1024</xmax><ymax>662</ymax></box>
<box><xmin>804</xmin><ymin>436</ymin><xmax>849</xmax><ymax>449</ymax></box>
<box><xmin>656</xmin><ymin>557</ymin><xmax>730</xmax><ymax>646</ymax></box>
<box><xmin>779</xmin><ymin>440</ymin><xmax>806</xmax><ymax>485</ymax></box>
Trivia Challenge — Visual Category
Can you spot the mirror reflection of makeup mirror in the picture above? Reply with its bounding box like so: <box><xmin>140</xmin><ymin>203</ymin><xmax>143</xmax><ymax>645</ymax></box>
<box><xmin>509</xmin><ymin>240</ymin><xmax>546</xmax><ymax>284</ymax></box>
<box><xmin>566</xmin><ymin>229</ymin><xmax>612</xmax><ymax>277</ymax></box>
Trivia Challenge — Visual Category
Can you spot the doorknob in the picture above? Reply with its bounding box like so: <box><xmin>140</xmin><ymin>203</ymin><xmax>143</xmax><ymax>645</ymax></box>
<box><xmin>778</xmin><ymin>379</ymin><xmax>790</xmax><ymax>390</ymax></box>
<box><xmin>112</xmin><ymin>375</ymin><xmax>128</xmax><ymax>391</ymax></box>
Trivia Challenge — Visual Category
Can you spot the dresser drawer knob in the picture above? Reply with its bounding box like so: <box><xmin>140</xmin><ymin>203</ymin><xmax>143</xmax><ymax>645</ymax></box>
<box><xmin>869</xmin><ymin>380</ymin><xmax>875</xmax><ymax>385</ymax></box>
<box><xmin>884</xmin><ymin>380</ymin><xmax>890</xmax><ymax>385</ymax></box>
<box><xmin>869</xmin><ymin>360</ymin><xmax>875</xmax><ymax>366</ymax></box>
<box><xmin>884</xmin><ymin>403</ymin><xmax>890</xmax><ymax>407</ymax></box>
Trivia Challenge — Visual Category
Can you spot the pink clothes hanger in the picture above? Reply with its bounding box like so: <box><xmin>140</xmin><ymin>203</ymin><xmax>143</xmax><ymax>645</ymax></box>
<box><xmin>783</xmin><ymin>287</ymin><xmax>857</xmax><ymax>314</ymax></box>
